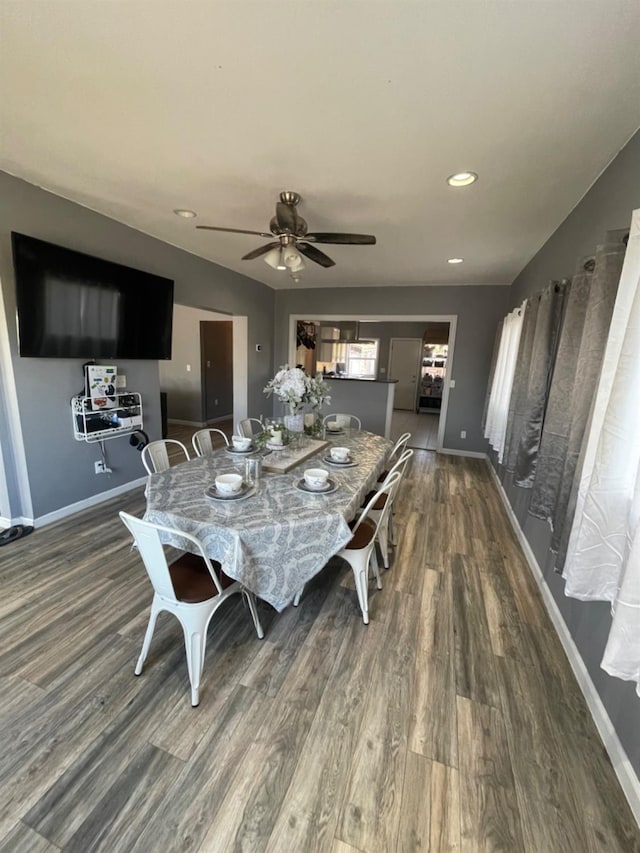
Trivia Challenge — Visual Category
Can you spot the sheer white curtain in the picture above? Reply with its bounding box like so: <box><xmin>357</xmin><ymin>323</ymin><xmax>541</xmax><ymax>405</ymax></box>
<box><xmin>563</xmin><ymin>209</ymin><xmax>640</xmax><ymax>694</ymax></box>
<box><xmin>484</xmin><ymin>301</ymin><xmax>526</xmax><ymax>463</ymax></box>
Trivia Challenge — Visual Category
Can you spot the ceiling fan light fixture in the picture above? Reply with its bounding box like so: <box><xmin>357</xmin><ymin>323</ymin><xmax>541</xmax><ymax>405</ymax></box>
<box><xmin>173</xmin><ymin>208</ymin><xmax>197</xmax><ymax>218</ymax></box>
<box><xmin>446</xmin><ymin>171</ymin><xmax>478</xmax><ymax>187</ymax></box>
<box><xmin>283</xmin><ymin>244</ymin><xmax>302</xmax><ymax>268</ymax></box>
<box><xmin>264</xmin><ymin>247</ymin><xmax>287</xmax><ymax>270</ymax></box>
<box><xmin>288</xmin><ymin>256</ymin><xmax>306</xmax><ymax>273</ymax></box>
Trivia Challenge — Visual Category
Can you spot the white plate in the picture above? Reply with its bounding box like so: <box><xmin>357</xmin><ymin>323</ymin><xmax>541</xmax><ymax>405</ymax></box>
<box><xmin>295</xmin><ymin>478</ymin><xmax>339</xmax><ymax>495</ymax></box>
<box><xmin>225</xmin><ymin>445</ymin><xmax>254</xmax><ymax>455</ymax></box>
<box><xmin>325</xmin><ymin>427</ymin><xmax>344</xmax><ymax>435</ymax></box>
<box><xmin>204</xmin><ymin>483</ymin><xmax>256</xmax><ymax>502</ymax></box>
<box><xmin>323</xmin><ymin>454</ymin><xmax>357</xmax><ymax>468</ymax></box>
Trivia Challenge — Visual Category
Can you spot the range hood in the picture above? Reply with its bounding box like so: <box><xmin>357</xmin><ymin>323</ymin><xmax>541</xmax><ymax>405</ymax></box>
<box><xmin>320</xmin><ymin>321</ymin><xmax>373</xmax><ymax>343</ymax></box>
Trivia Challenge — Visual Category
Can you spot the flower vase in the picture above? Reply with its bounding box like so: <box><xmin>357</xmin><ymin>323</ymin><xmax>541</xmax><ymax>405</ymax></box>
<box><xmin>284</xmin><ymin>413</ymin><xmax>305</xmax><ymax>433</ymax></box>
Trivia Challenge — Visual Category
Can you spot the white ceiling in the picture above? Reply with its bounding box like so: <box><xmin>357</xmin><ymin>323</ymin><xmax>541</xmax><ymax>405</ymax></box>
<box><xmin>1</xmin><ymin>1</ymin><xmax>639</xmax><ymax>290</ymax></box>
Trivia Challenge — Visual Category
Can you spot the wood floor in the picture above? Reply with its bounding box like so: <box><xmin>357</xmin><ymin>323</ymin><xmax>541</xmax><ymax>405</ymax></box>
<box><xmin>1</xmin><ymin>451</ymin><xmax>638</xmax><ymax>851</ymax></box>
<box><xmin>391</xmin><ymin>411</ymin><xmax>440</xmax><ymax>451</ymax></box>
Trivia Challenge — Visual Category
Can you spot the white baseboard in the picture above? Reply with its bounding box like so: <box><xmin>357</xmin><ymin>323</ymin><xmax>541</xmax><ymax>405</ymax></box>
<box><xmin>1</xmin><ymin>514</ymin><xmax>34</xmax><ymax>528</ymax></box>
<box><xmin>487</xmin><ymin>461</ymin><xmax>640</xmax><ymax>825</ymax></box>
<box><xmin>34</xmin><ymin>476</ymin><xmax>147</xmax><ymax>529</ymax></box>
<box><xmin>440</xmin><ymin>447</ymin><xmax>488</xmax><ymax>459</ymax></box>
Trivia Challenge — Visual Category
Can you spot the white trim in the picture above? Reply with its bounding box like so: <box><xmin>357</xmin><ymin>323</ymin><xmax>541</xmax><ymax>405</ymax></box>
<box><xmin>487</xmin><ymin>461</ymin><xmax>640</xmax><ymax>825</ymax></box>
<box><xmin>0</xmin><ymin>515</ymin><xmax>32</xmax><ymax>529</ymax></box>
<box><xmin>287</xmin><ymin>313</ymin><xmax>457</xmax><ymax>453</ymax></box>
<box><xmin>34</xmin><ymin>476</ymin><xmax>147</xmax><ymax>529</ymax></box>
<box><xmin>384</xmin><ymin>384</ymin><xmax>395</xmax><ymax>439</ymax></box>
<box><xmin>440</xmin><ymin>448</ymin><xmax>488</xmax><ymax>459</ymax></box>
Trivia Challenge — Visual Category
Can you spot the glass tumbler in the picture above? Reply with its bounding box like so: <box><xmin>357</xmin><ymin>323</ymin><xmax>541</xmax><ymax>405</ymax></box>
<box><xmin>244</xmin><ymin>456</ymin><xmax>262</xmax><ymax>484</ymax></box>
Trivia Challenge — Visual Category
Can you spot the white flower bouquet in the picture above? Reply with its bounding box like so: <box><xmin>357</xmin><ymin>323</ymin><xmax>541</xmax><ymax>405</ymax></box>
<box><xmin>264</xmin><ymin>365</ymin><xmax>331</xmax><ymax>414</ymax></box>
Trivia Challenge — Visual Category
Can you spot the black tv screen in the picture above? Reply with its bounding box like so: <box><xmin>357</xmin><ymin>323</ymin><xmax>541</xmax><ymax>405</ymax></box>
<box><xmin>11</xmin><ymin>232</ymin><xmax>174</xmax><ymax>359</ymax></box>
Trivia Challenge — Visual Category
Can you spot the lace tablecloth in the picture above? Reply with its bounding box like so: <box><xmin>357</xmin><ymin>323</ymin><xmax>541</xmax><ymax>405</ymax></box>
<box><xmin>144</xmin><ymin>431</ymin><xmax>392</xmax><ymax>610</ymax></box>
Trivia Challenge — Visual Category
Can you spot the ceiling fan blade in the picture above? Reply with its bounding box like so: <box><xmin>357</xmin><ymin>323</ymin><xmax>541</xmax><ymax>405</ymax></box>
<box><xmin>196</xmin><ymin>225</ymin><xmax>273</xmax><ymax>238</ymax></box>
<box><xmin>297</xmin><ymin>242</ymin><xmax>336</xmax><ymax>268</ymax></box>
<box><xmin>241</xmin><ymin>241</ymin><xmax>281</xmax><ymax>260</ymax></box>
<box><xmin>304</xmin><ymin>232</ymin><xmax>376</xmax><ymax>245</ymax></box>
<box><xmin>275</xmin><ymin>202</ymin><xmax>301</xmax><ymax>234</ymax></box>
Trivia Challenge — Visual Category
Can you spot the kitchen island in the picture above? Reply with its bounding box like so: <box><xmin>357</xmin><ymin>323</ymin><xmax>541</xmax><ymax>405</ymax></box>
<box><xmin>323</xmin><ymin>377</ymin><xmax>396</xmax><ymax>437</ymax></box>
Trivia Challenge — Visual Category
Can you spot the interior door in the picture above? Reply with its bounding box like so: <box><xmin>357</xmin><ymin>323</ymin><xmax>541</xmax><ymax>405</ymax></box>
<box><xmin>389</xmin><ymin>338</ymin><xmax>422</xmax><ymax>410</ymax></box>
<box><xmin>201</xmin><ymin>320</ymin><xmax>233</xmax><ymax>421</ymax></box>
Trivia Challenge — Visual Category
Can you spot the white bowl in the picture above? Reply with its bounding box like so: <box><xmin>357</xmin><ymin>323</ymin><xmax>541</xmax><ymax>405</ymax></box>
<box><xmin>326</xmin><ymin>422</ymin><xmax>341</xmax><ymax>432</ymax></box>
<box><xmin>232</xmin><ymin>436</ymin><xmax>252</xmax><ymax>450</ymax></box>
<box><xmin>330</xmin><ymin>446</ymin><xmax>350</xmax><ymax>462</ymax></box>
<box><xmin>215</xmin><ymin>473</ymin><xmax>244</xmax><ymax>494</ymax></box>
<box><xmin>304</xmin><ymin>468</ymin><xmax>329</xmax><ymax>490</ymax></box>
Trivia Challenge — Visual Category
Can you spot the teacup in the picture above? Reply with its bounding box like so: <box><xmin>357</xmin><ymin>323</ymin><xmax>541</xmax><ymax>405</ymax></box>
<box><xmin>330</xmin><ymin>446</ymin><xmax>350</xmax><ymax>462</ymax></box>
<box><xmin>232</xmin><ymin>435</ymin><xmax>252</xmax><ymax>451</ymax></box>
<box><xmin>215</xmin><ymin>473</ymin><xmax>244</xmax><ymax>495</ymax></box>
<box><xmin>325</xmin><ymin>421</ymin><xmax>341</xmax><ymax>433</ymax></box>
<box><xmin>304</xmin><ymin>468</ymin><xmax>329</xmax><ymax>490</ymax></box>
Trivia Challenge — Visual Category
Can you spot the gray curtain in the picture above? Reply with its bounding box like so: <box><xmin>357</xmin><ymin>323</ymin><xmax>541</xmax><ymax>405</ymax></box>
<box><xmin>552</xmin><ymin>239</ymin><xmax>627</xmax><ymax>567</ymax></box>
<box><xmin>513</xmin><ymin>279</ymin><xmax>567</xmax><ymax>487</ymax></box>
<box><xmin>527</xmin><ymin>260</ymin><xmax>593</xmax><ymax>521</ymax></box>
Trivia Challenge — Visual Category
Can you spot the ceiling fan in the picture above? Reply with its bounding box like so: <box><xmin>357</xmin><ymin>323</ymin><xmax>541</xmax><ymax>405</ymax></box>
<box><xmin>196</xmin><ymin>191</ymin><xmax>376</xmax><ymax>274</ymax></box>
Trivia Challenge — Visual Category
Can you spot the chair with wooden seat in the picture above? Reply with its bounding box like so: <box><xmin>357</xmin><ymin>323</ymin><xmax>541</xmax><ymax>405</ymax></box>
<box><xmin>192</xmin><ymin>428</ymin><xmax>229</xmax><ymax>457</ymax></box>
<box><xmin>119</xmin><ymin>511</ymin><xmax>264</xmax><ymax>706</ymax></box>
<box><xmin>363</xmin><ymin>448</ymin><xmax>413</xmax><ymax>568</ymax></box>
<box><xmin>322</xmin><ymin>413</ymin><xmax>362</xmax><ymax>431</ymax></box>
<box><xmin>293</xmin><ymin>472</ymin><xmax>400</xmax><ymax>624</ymax></box>
<box><xmin>141</xmin><ymin>439</ymin><xmax>190</xmax><ymax>474</ymax></box>
<box><xmin>237</xmin><ymin>418</ymin><xmax>265</xmax><ymax>439</ymax></box>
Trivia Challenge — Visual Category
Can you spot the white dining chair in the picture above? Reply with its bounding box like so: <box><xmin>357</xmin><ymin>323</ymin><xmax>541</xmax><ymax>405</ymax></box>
<box><xmin>120</xmin><ymin>511</ymin><xmax>264</xmax><ymax>707</ymax></box>
<box><xmin>141</xmin><ymin>439</ymin><xmax>190</xmax><ymax>474</ymax></box>
<box><xmin>237</xmin><ymin>418</ymin><xmax>265</xmax><ymax>439</ymax></box>
<box><xmin>363</xmin><ymin>449</ymin><xmax>413</xmax><ymax>568</ymax></box>
<box><xmin>323</xmin><ymin>413</ymin><xmax>362</xmax><ymax>430</ymax></box>
<box><xmin>192</xmin><ymin>428</ymin><xmax>229</xmax><ymax>457</ymax></box>
<box><xmin>293</xmin><ymin>472</ymin><xmax>400</xmax><ymax>624</ymax></box>
<box><xmin>378</xmin><ymin>432</ymin><xmax>411</xmax><ymax>482</ymax></box>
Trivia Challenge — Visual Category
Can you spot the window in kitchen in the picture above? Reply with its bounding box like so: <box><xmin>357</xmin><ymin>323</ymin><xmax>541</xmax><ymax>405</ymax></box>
<box><xmin>346</xmin><ymin>340</ymin><xmax>379</xmax><ymax>379</ymax></box>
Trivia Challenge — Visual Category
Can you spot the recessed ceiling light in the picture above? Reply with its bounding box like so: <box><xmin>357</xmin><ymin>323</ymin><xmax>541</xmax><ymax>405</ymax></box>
<box><xmin>448</xmin><ymin>258</ymin><xmax>464</xmax><ymax>264</ymax></box>
<box><xmin>173</xmin><ymin>209</ymin><xmax>197</xmax><ymax>218</ymax></box>
<box><xmin>446</xmin><ymin>171</ymin><xmax>478</xmax><ymax>187</ymax></box>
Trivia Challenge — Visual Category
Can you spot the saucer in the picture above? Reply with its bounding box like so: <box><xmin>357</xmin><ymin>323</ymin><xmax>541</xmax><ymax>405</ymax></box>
<box><xmin>295</xmin><ymin>478</ymin><xmax>338</xmax><ymax>495</ymax></box>
<box><xmin>323</xmin><ymin>454</ymin><xmax>357</xmax><ymax>468</ymax></box>
<box><xmin>225</xmin><ymin>445</ymin><xmax>254</xmax><ymax>455</ymax></box>
<box><xmin>325</xmin><ymin>427</ymin><xmax>344</xmax><ymax>436</ymax></box>
<box><xmin>204</xmin><ymin>482</ymin><xmax>255</xmax><ymax>502</ymax></box>
<box><xmin>266</xmin><ymin>441</ymin><xmax>288</xmax><ymax>451</ymax></box>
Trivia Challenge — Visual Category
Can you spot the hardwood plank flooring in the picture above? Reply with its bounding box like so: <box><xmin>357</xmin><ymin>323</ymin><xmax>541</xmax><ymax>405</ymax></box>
<box><xmin>0</xmin><ymin>448</ymin><xmax>637</xmax><ymax>851</ymax></box>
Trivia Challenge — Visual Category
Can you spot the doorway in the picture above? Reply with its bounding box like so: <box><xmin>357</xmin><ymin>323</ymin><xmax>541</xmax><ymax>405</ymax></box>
<box><xmin>288</xmin><ymin>314</ymin><xmax>457</xmax><ymax>452</ymax></box>
<box><xmin>201</xmin><ymin>320</ymin><xmax>233</xmax><ymax>423</ymax></box>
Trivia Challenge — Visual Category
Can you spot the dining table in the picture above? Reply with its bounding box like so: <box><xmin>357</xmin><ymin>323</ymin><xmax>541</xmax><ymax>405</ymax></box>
<box><xmin>143</xmin><ymin>429</ymin><xmax>393</xmax><ymax>610</ymax></box>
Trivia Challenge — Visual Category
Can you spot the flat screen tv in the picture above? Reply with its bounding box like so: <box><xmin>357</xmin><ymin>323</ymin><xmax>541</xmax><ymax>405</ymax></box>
<box><xmin>11</xmin><ymin>232</ymin><xmax>174</xmax><ymax>359</ymax></box>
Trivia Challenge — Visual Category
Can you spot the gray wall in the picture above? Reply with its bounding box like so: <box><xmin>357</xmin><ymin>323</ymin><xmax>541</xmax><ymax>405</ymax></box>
<box><xmin>0</xmin><ymin>171</ymin><xmax>274</xmax><ymax>518</ymax></box>
<box><xmin>275</xmin><ymin>286</ymin><xmax>509</xmax><ymax>452</ymax></box>
<box><xmin>496</xmin><ymin>130</ymin><xmax>640</xmax><ymax>776</ymax></box>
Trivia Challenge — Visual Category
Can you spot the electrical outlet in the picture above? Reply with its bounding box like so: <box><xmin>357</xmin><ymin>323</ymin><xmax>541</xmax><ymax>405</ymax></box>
<box><xmin>460</xmin><ymin>430</ymin><xmax>467</xmax><ymax>439</ymax></box>
<box><xmin>94</xmin><ymin>461</ymin><xmax>111</xmax><ymax>474</ymax></box>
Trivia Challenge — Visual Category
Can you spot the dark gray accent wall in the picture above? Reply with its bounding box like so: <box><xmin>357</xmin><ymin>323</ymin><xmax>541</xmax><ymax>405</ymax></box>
<box><xmin>497</xmin><ymin>130</ymin><xmax>640</xmax><ymax>777</ymax></box>
<box><xmin>0</xmin><ymin>172</ymin><xmax>274</xmax><ymax>518</ymax></box>
<box><xmin>275</xmin><ymin>286</ymin><xmax>509</xmax><ymax>452</ymax></box>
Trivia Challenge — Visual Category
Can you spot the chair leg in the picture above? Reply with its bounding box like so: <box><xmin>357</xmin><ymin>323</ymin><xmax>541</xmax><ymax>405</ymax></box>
<box><xmin>182</xmin><ymin>608</ymin><xmax>210</xmax><ymax>707</ymax></box>
<box><xmin>244</xmin><ymin>591</ymin><xmax>265</xmax><ymax>639</ymax></box>
<box><xmin>371</xmin><ymin>546</ymin><xmax>382</xmax><ymax>590</ymax></box>
<box><xmin>292</xmin><ymin>586</ymin><xmax>304</xmax><ymax>607</ymax></box>
<box><xmin>389</xmin><ymin>510</ymin><xmax>396</xmax><ymax>547</ymax></box>
<box><xmin>378</xmin><ymin>522</ymin><xmax>390</xmax><ymax>569</ymax></box>
<box><xmin>135</xmin><ymin>595</ymin><xmax>161</xmax><ymax>675</ymax></box>
<box><xmin>345</xmin><ymin>550</ymin><xmax>371</xmax><ymax>625</ymax></box>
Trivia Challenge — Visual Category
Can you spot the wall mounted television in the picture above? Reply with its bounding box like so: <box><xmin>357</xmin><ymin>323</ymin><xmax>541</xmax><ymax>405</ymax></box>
<box><xmin>11</xmin><ymin>232</ymin><xmax>174</xmax><ymax>359</ymax></box>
